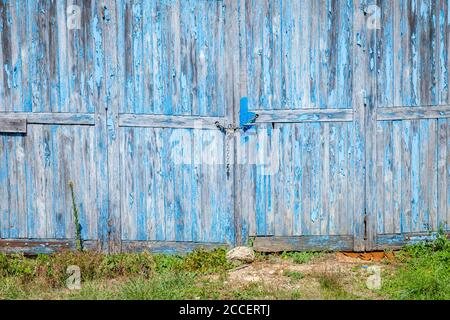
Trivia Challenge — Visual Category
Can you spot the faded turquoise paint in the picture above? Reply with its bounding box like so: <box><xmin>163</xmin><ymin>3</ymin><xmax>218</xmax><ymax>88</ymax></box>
<box><xmin>0</xmin><ymin>0</ymin><xmax>449</xmax><ymax>253</ymax></box>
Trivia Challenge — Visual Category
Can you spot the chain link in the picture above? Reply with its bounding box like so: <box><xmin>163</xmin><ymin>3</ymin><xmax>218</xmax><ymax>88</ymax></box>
<box><xmin>214</xmin><ymin>115</ymin><xmax>259</xmax><ymax>179</ymax></box>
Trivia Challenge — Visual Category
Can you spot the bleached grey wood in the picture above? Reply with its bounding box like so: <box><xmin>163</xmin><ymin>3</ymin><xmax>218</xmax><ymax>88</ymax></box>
<box><xmin>255</xmin><ymin>109</ymin><xmax>353</xmax><ymax>124</ymax></box>
<box><xmin>0</xmin><ymin>117</ymin><xmax>26</xmax><ymax>133</ymax></box>
<box><xmin>0</xmin><ymin>113</ymin><xmax>95</xmax><ymax>125</ymax></box>
<box><xmin>377</xmin><ymin>105</ymin><xmax>450</xmax><ymax>121</ymax></box>
<box><xmin>119</xmin><ymin>114</ymin><xmax>225</xmax><ymax>130</ymax></box>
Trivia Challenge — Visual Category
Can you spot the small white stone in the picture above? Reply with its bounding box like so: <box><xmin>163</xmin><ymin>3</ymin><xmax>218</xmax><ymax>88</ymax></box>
<box><xmin>226</xmin><ymin>246</ymin><xmax>255</xmax><ymax>263</ymax></box>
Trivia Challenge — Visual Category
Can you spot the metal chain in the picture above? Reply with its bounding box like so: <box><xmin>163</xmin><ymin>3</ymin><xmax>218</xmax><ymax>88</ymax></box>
<box><xmin>214</xmin><ymin>114</ymin><xmax>259</xmax><ymax>179</ymax></box>
<box><xmin>214</xmin><ymin>114</ymin><xmax>259</xmax><ymax>134</ymax></box>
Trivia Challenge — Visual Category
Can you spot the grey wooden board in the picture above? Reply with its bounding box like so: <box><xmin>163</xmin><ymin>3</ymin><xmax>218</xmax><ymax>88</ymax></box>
<box><xmin>0</xmin><ymin>117</ymin><xmax>26</xmax><ymax>133</ymax></box>
<box><xmin>253</xmin><ymin>236</ymin><xmax>354</xmax><ymax>252</ymax></box>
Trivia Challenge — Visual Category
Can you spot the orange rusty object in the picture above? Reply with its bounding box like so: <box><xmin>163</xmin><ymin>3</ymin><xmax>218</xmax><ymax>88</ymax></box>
<box><xmin>340</xmin><ymin>251</ymin><xmax>397</xmax><ymax>261</ymax></box>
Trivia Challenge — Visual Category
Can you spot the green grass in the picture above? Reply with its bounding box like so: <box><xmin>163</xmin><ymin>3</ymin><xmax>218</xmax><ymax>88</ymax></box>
<box><xmin>382</xmin><ymin>230</ymin><xmax>450</xmax><ymax>300</ymax></box>
<box><xmin>281</xmin><ymin>251</ymin><xmax>323</xmax><ymax>264</ymax></box>
<box><xmin>283</xmin><ymin>270</ymin><xmax>304</xmax><ymax>281</ymax></box>
<box><xmin>316</xmin><ymin>272</ymin><xmax>358</xmax><ymax>300</ymax></box>
<box><xmin>2</xmin><ymin>237</ymin><xmax>450</xmax><ymax>300</ymax></box>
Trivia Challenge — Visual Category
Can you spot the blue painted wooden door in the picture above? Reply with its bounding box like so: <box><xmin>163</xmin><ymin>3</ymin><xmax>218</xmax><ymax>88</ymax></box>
<box><xmin>370</xmin><ymin>0</ymin><xmax>450</xmax><ymax>250</ymax></box>
<box><xmin>0</xmin><ymin>1</ymin><xmax>107</xmax><ymax>246</ymax></box>
<box><xmin>115</xmin><ymin>0</ymin><xmax>236</xmax><ymax>247</ymax></box>
<box><xmin>1</xmin><ymin>0</ymin><xmax>449</xmax><ymax>253</ymax></box>
<box><xmin>236</xmin><ymin>0</ymin><xmax>360</xmax><ymax>251</ymax></box>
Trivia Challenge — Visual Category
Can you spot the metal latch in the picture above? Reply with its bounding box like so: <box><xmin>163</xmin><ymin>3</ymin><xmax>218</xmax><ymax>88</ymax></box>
<box><xmin>214</xmin><ymin>113</ymin><xmax>259</xmax><ymax>134</ymax></box>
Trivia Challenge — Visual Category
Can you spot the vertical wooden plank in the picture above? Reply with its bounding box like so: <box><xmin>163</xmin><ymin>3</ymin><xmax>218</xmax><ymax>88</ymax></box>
<box><xmin>401</xmin><ymin>121</ymin><xmax>412</xmax><ymax>233</ymax></box>
<box><xmin>346</xmin><ymin>121</ymin><xmax>355</xmax><ymax>235</ymax></box>
<box><xmin>309</xmin><ymin>0</ymin><xmax>319</xmax><ymax>108</ymax></box>
<box><xmin>447</xmin><ymin>118</ymin><xmax>450</xmax><ymax>229</ymax></box>
<box><xmin>375</xmin><ymin>122</ymin><xmax>384</xmax><ymax>234</ymax></box>
<box><xmin>104</xmin><ymin>0</ymin><xmax>122</xmax><ymax>252</ymax></box>
<box><xmin>419</xmin><ymin>119</ymin><xmax>429</xmax><ymax>231</ymax></box>
<box><xmin>6</xmin><ymin>135</ymin><xmax>17</xmax><ymax>238</ymax></box>
<box><xmin>135</xmin><ymin>128</ymin><xmax>146</xmax><ymax>240</ymax></box>
<box><xmin>49</xmin><ymin>126</ymin><xmax>59</xmax><ymax>239</ymax></box>
<box><xmin>410</xmin><ymin>0</ymin><xmax>419</xmax><ymax>106</ymax></box>
<box><xmin>429</xmin><ymin>119</ymin><xmax>438</xmax><ymax>230</ymax></box>
<box><xmin>0</xmin><ymin>2</ymin><xmax>5</xmax><ymax>112</ymax></box>
<box><xmin>311</xmin><ymin>123</ymin><xmax>321</xmax><ymax>235</ymax></box>
<box><xmin>63</xmin><ymin>126</ymin><xmax>75</xmax><ymax>239</ymax></box>
<box><xmin>329</xmin><ymin>123</ymin><xmax>337</xmax><ymax>235</ymax></box>
<box><xmin>43</xmin><ymin>126</ymin><xmax>53</xmax><ymax>238</ymax></box>
<box><xmin>224</xmin><ymin>0</ymin><xmax>238</xmax><ymax>244</ymax></box>
<box><xmin>337</xmin><ymin>0</ymin><xmax>353</xmax><ymax>109</ymax></box>
<box><xmin>320</xmin><ymin>123</ymin><xmax>330</xmax><ymax>235</ymax></box>
<box><xmin>336</xmin><ymin>123</ymin><xmax>347</xmax><ymax>235</ymax></box>
<box><xmin>272</xmin><ymin>0</ymin><xmax>282</xmax><ymax>110</ymax></box>
<box><xmin>87</xmin><ymin>127</ymin><xmax>98</xmax><ymax>240</ymax></box>
<box><xmin>411</xmin><ymin>120</ymin><xmax>420</xmax><ymax>231</ymax></box>
<box><xmin>302</xmin><ymin>123</ymin><xmax>312</xmax><ymax>235</ymax></box>
<box><xmin>425</xmin><ymin>119</ymin><xmax>439</xmax><ymax>230</ymax></box>
<box><xmin>1</xmin><ymin>1</ymin><xmax>12</xmax><ymax>112</ymax></box>
<box><xmin>121</xmin><ymin>128</ymin><xmax>133</xmax><ymax>240</ymax></box>
<box><xmin>284</xmin><ymin>125</ymin><xmax>294</xmax><ymax>236</ymax></box>
<box><xmin>133</xmin><ymin>0</ymin><xmax>144</xmax><ymax>115</ymax></box>
<box><xmin>353</xmin><ymin>0</ymin><xmax>377</xmax><ymax>251</ymax></box>
<box><xmin>384</xmin><ymin>122</ymin><xmax>394</xmax><ymax>234</ymax></box>
<box><xmin>9</xmin><ymin>0</ymin><xmax>23</xmax><ymax>112</ymax></box>
<box><xmin>163</xmin><ymin>129</ymin><xmax>175</xmax><ymax>241</ymax></box>
<box><xmin>55</xmin><ymin>126</ymin><xmax>68</xmax><ymax>239</ymax></box>
<box><xmin>392</xmin><ymin>121</ymin><xmax>402</xmax><ymax>233</ymax></box>
<box><xmin>56</xmin><ymin>0</ymin><xmax>68</xmax><ymax>112</ymax></box>
<box><xmin>92</xmin><ymin>0</ymin><xmax>108</xmax><ymax>251</ymax></box>
<box><xmin>141</xmin><ymin>0</ymin><xmax>152</xmax><ymax>114</ymax></box>
<box><xmin>47</xmin><ymin>0</ymin><xmax>58</xmax><ymax>113</ymax></box>
<box><xmin>378</xmin><ymin>0</ymin><xmax>394</xmax><ymax>107</ymax></box>
<box><xmin>438</xmin><ymin>0</ymin><xmax>449</xmax><ymax>105</ymax></box>
<box><xmin>15</xmin><ymin>133</ymin><xmax>27</xmax><ymax>238</ymax></box>
<box><xmin>0</xmin><ymin>136</ymin><xmax>5</xmax><ymax>237</ymax></box>
<box><xmin>437</xmin><ymin>119</ymin><xmax>448</xmax><ymax>229</ymax></box>
<box><xmin>292</xmin><ymin>124</ymin><xmax>302</xmax><ymax>235</ymax></box>
<box><xmin>266</xmin><ymin>127</ymin><xmax>275</xmax><ymax>236</ymax></box>
<box><xmin>0</xmin><ymin>135</ymin><xmax>9</xmax><ymax>237</ymax></box>
<box><xmin>34</xmin><ymin>126</ymin><xmax>47</xmax><ymax>238</ymax></box>
<box><xmin>25</xmin><ymin>126</ymin><xmax>36</xmax><ymax>239</ymax></box>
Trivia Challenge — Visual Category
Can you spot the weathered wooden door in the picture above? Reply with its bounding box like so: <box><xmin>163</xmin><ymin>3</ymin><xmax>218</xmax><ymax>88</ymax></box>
<box><xmin>236</xmin><ymin>0</ymin><xmax>363</xmax><ymax>251</ymax></box>
<box><xmin>368</xmin><ymin>0</ymin><xmax>450</xmax><ymax>250</ymax></box>
<box><xmin>1</xmin><ymin>0</ymin><xmax>449</xmax><ymax>254</ymax></box>
<box><xmin>111</xmin><ymin>0</ymin><xmax>237</xmax><ymax>252</ymax></box>
<box><xmin>0</xmin><ymin>1</ymin><xmax>108</xmax><ymax>253</ymax></box>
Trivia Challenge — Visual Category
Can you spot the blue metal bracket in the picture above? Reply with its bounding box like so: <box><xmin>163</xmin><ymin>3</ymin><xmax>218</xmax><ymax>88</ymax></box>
<box><xmin>239</xmin><ymin>97</ymin><xmax>258</xmax><ymax>132</ymax></box>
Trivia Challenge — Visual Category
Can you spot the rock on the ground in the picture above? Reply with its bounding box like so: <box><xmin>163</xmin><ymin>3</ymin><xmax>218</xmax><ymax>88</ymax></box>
<box><xmin>226</xmin><ymin>246</ymin><xmax>255</xmax><ymax>263</ymax></box>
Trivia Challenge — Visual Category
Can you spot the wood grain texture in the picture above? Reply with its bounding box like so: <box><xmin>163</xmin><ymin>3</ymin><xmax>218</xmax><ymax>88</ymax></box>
<box><xmin>0</xmin><ymin>117</ymin><xmax>26</xmax><ymax>133</ymax></box>
<box><xmin>253</xmin><ymin>235</ymin><xmax>354</xmax><ymax>252</ymax></box>
<box><xmin>0</xmin><ymin>0</ymin><xmax>449</xmax><ymax>254</ymax></box>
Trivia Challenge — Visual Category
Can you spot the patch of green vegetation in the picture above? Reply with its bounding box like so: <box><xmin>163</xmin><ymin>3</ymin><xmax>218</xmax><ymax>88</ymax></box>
<box><xmin>0</xmin><ymin>247</ymin><xmax>232</xmax><ymax>294</ymax></box>
<box><xmin>0</xmin><ymin>277</ymin><xmax>27</xmax><ymax>300</ymax></box>
<box><xmin>382</xmin><ymin>228</ymin><xmax>450</xmax><ymax>300</ymax></box>
<box><xmin>225</xmin><ymin>282</ymin><xmax>304</xmax><ymax>300</ymax></box>
<box><xmin>119</xmin><ymin>273</ymin><xmax>225</xmax><ymax>300</ymax></box>
<box><xmin>283</xmin><ymin>270</ymin><xmax>304</xmax><ymax>281</ymax></box>
<box><xmin>317</xmin><ymin>272</ymin><xmax>356</xmax><ymax>300</ymax></box>
<box><xmin>68</xmin><ymin>181</ymin><xmax>83</xmax><ymax>252</ymax></box>
<box><xmin>281</xmin><ymin>251</ymin><xmax>323</xmax><ymax>264</ymax></box>
<box><xmin>183</xmin><ymin>248</ymin><xmax>232</xmax><ymax>274</ymax></box>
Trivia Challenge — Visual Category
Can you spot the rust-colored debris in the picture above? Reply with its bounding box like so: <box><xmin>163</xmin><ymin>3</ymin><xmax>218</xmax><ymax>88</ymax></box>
<box><xmin>339</xmin><ymin>251</ymin><xmax>397</xmax><ymax>261</ymax></box>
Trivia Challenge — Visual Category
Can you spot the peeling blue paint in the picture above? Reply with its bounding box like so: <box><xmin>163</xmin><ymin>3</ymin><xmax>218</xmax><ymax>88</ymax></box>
<box><xmin>0</xmin><ymin>1</ymin><xmax>449</xmax><ymax>253</ymax></box>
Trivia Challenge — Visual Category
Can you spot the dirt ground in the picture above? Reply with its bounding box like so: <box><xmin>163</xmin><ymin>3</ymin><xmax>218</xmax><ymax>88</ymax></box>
<box><xmin>220</xmin><ymin>252</ymin><xmax>393</xmax><ymax>299</ymax></box>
